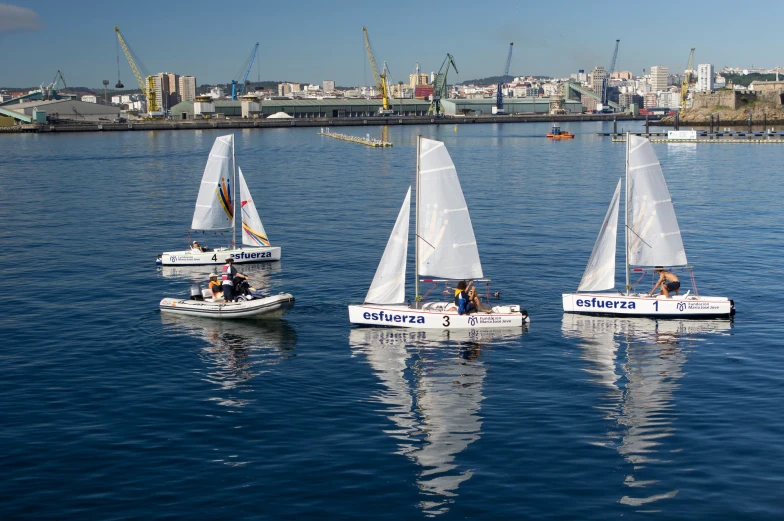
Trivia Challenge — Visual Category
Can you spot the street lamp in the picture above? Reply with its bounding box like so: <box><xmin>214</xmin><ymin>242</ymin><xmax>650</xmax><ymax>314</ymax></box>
<box><xmin>102</xmin><ymin>80</ymin><xmax>109</xmax><ymax>104</ymax></box>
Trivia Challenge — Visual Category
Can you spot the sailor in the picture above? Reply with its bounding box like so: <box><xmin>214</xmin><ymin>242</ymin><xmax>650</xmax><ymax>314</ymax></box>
<box><xmin>208</xmin><ymin>273</ymin><xmax>223</xmax><ymax>300</ymax></box>
<box><xmin>650</xmin><ymin>267</ymin><xmax>680</xmax><ymax>298</ymax></box>
<box><xmin>190</xmin><ymin>240</ymin><xmax>206</xmax><ymax>253</ymax></box>
<box><xmin>454</xmin><ymin>280</ymin><xmax>492</xmax><ymax>314</ymax></box>
<box><xmin>221</xmin><ymin>257</ymin><xmax>248</xmax><ymax>301</ymax></box>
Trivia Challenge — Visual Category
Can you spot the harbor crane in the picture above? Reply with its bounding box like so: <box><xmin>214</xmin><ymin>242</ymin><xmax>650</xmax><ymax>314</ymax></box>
<box><xmin>495</xmin><ymin>42</ymin><xmax>514</xmax><ymax>114</ymax></box>
<box><xmin>114</xmin><ymin>26</ymin><xmax>158</xmax><ymax>114</ymax></box>
<box><xmin>428</xmin><ymin>53</ymin><xmax>458</xmax><ymax>116</ymax></box>
<box><xmin>231</xmin><ymin>42</ymin><xmax>259</xmax><ymax>100</ymax></box>
<box><xmin>602</xmin><ymin>39</ymin><xmax>620</xmax><ymax>109</ymax></box>
<box><xmin>680</xmin><ymin>47</ymin><xmax>696</xmax><ymax>114</ymax></box>
<box><xmin>363</xmin><ymin>26</ymin><xmax>393</xmax><ymax>115</ymax></box>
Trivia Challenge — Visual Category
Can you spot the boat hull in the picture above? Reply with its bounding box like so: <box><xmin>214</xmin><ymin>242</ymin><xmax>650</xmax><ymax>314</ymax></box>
<box><xmin>562</xmin><ymin>292</ymin><xmax>734</xmax><ymax>319</ymax></box>
<box><xmin>348</xmin><ymin>303</ymin><xmax>529</xmax><ymax>329</ymax></box>
<box><xmin>160</xmin><ymin>293</ymin><xmax>294</xmax><ymax>319</ymax></box>
<box><xmin>157</xmin><ymin>246</ymin><xmax>281</xmax><ymax>265</ymax></box>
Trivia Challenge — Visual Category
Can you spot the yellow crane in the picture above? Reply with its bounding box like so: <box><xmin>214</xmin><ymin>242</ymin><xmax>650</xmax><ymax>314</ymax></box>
<box><xmin>680</xmin><ymin>47</ymin><xmax>695</xmax><ymax>114</ymax></box>
<box><xmin>362</xmin><ymin>26</ymin><xmax>393</xmax><ymax>114</ymax></box>
<box><xmin>114</xmin><ymin>26</ymin><xmax>158</xmax><ymax>114</ymax></box>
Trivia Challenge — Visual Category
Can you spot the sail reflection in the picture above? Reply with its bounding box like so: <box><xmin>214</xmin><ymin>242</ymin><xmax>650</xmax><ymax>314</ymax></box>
<box><xmin>562</xmin><ymin>315</ymin><xmax>732</xmax><ymax>509</ymax></box>
<box><xmin>350</xmin><ymin>327</ymin><xmax>522</xmax><ymax>516</ymax></box>
<box><xmin>162</xmin><ymin>315</ymin><xmax>297</xmax><ymax>408</ymax></box>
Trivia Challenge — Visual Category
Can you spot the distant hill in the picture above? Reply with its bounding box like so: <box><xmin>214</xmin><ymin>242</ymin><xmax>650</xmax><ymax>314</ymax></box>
<box><xmin>458</xmin><ymin>75</ymin><xmax>551</xmax><ymax>86</ymax></box>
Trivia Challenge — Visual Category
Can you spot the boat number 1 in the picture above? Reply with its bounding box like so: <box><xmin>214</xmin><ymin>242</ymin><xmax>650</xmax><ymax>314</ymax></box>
<box><xmin>443</xmin><ymin>316</ymin><xmax>450</xmax><ymax>327</ymax></box>
<box><xmin>653</xmin><ymin>301</ymin><xmax>658</xmax><ymax>311</ymax></box>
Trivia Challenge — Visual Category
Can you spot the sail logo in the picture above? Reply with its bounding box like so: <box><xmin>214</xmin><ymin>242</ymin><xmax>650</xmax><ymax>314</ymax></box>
<box><xmin>576</xmin><ymin>298</ymin><xmax>636</xmax><ymax>310</ymax></box>
<box><xmin>216</xmin><ymin>178</ymin><xmax>233</xmax><ymax>220</ymax></box>
<box><xmin>363</xmin><ymin>311</ymin><xmax>425</xmax><ymax>324</ymax></box>
<box><xmin>242</xmin><ymin>221</ymin><xmax>271</xmax><ymax>247</ymax></box>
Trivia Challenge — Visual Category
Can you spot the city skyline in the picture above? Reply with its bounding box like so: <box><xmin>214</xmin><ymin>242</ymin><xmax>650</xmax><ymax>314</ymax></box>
<box><xmin>2</xmin><ymin>0</ymin><xmax>784</xmax><ymax>89</ymax></box>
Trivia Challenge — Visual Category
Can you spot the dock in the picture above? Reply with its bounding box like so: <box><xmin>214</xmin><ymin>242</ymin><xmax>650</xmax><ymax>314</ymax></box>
<box><xmin>318</xmin><ymin>128</ymin><xmax>392</xmax><ymax>147</ymax></box>
<box><xmin>608</xmin><ymin>132</ymin><xmax>784</xmax><ymax>144</ymax></box>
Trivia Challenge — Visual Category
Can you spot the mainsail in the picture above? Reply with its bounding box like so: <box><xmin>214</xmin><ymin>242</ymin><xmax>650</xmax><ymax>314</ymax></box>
<box><xmin>365</xmin><ymin>187</ymin><xmax>411</xmax><ymax>304</ymax></box>
<box><xmin>578</xmin><ymin>179</ymin><xmax>622</xmax><ymax>291</ymax></box>
<box><xmin>238</xmin><ymin>167</ymin><xmax>270</xmax><ymax>247</ymax></box>
<box><xmin>191</xmin><ymin>135</ymin><xmax>234</xmax><ymax>231</ymax></box>
<box><xmin>626</xmin><ymin>136</ymin><xmax>687</xmax><ymax>267</ymax></box>
<box><xmin>417</xmin><ymin>138</ymin><xmax>483</xmax><ymax>279</ymax></box>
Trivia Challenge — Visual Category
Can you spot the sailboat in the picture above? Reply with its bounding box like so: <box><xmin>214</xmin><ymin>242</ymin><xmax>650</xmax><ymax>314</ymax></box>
<box><xmin>348</xmin><ymin>136</ymin><xmax>528</xmax><ymax>329</ymax></box>
<box><xmin>562</xmin><ymin>134</ymin><xmax>734</xmax><ymax>318</ymax></box>
<box><xmin>157</xmin><ymin>134</ymin><xmax>281</xmax><ymax>266</ymax></box>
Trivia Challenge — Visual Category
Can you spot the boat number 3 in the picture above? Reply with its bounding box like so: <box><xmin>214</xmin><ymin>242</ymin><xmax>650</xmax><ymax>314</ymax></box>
<box><xmin>212</xmin><ymin>254</ymin><xmax>217</xmax><ymax>261</ymax></box>
<box><xmin>443</xmin><ymin>316</ymin><xmax>450</xmax><ymax>327</ymax></box>
<box><xmin>653</xmin><ymin>301</ymin><xmax>659</xmax><ymax>311</ymax></box>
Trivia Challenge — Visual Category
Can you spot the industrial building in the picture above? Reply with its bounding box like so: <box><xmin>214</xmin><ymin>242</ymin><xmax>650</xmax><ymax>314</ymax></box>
<box><xmin>0</xmin><ymin>99</ymin><xmax>121</xmax><ymax>123</ymax></box>
<box><xmin>165</xmin><ymin>97</ymin><xmax>583</xmax><ymax>120</ymax></box>
<box><xmin>168</xmin><ymin>98</ymin><xmax>433</xmax><ymax>119</ymax></box>
<box><xmin>440</xmin><ymin>98</ymin><xmax>582</xmax><ymax>116</ymax></box>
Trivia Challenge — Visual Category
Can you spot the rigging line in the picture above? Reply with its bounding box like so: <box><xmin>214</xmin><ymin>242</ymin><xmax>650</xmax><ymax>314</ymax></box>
<box><xmin>625</xmin><ymin>225</ymin><xmax>651</xmax><ymax>248</ymax></box>
<box><xmin>416</xmin><ymin>234</ymin><xmax>435</xmax><ymax>250</ymax></box>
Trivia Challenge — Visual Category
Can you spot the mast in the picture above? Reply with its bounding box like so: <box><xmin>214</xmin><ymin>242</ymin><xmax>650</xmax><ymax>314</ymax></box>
<box><xmin>415</xmin><ymin>135</ymin><xmax>421</xmax><ymax>302</ymax></box>
<box><xmin>232</xmin><ymin>133</ymin><xmax>237</xmax><ymax>249</ymax></box>
<box><xmin>624</xmin><ymin>132</ymin><xmax>630</xmax><ymax>295</ymax></box>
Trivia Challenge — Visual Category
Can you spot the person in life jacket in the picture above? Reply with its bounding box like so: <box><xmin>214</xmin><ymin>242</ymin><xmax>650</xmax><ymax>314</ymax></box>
<box><xmin>221</xmin><ymin>257</ymin><xmax>248</xmax><ymax>301</ymax></box>
<box><xmin>454</xmin><ymin>280</ymin><xmax>492</xmax><ymax>315</ymax></box>
<box><xmin>208</xmin><ymin>273</ymin><xmax>223</xmax><ymax>300</ymax></box>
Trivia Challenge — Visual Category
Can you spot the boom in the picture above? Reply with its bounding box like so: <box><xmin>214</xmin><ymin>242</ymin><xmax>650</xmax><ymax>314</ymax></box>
<box><xmin>680</xmin><ymin>47</ymin><xmax>695</xmax><ymax>114</ymax></box>
<box><xmin>114</xmin><ymin>26</ymin><xmax>157</xmax><ymax>113</ymax></box>
<box><xmin>496</xmin><ymin>42</ymin><xmax>514</xmax><ymax>113</ymax></box>
<box><xmin>363</xmin><ymin>26</ymin><xmax>390</xmax><ymax>111</ymax></box>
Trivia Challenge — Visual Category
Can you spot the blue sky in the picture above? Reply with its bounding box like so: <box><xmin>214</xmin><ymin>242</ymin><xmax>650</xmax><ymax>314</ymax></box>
<box><xmin>2</xmin><ymin>0</ymin><xmax>783</xmax><ymax>88</ymax></box>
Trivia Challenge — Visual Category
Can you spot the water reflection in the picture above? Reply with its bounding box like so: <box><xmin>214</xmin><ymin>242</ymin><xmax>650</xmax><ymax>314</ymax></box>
<box><xmin>160</xmin><ymin>261</ymin><xmax>282</xmax><ymax>286</ymax></box>
<box><xmin>162</xmin><ymin>315</ymin><xmax>297</xmax><ymax>409</ymax></box>
<box><xmin>349</xmin><ymin>327</ymin><xmax>523</xmax><ymax>516</ymax></box>
<box><xmin>562</xmin><ymin>315</ymin><xmax>732</xmax><ymax>509</ymax></box>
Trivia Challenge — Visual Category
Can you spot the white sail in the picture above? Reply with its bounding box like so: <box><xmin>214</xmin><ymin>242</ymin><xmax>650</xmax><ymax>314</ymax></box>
<box><xmin>579</xmin><ymin>179</ymin><xmax>622</xmax><ymax>291</ymax></box>
<box><xmin>191</xmin><ymin>135</ymin><xmax>234</xmax><ymax>231</ymax></box>
<box><xmin>627</xmin><ymin>136</ymin><xmax>687</xmax><ymax>267</ymax></box>
<box><xmin>365</xmin><ymin>187</ymin><xmax>411</xmax><ymax>304</ymax></box>
<box><xmin>238</xmin><ymin>167</ymin><xmax>270</xmax><ymax>247</ymax></box>
<box><xmin>417</xmin><ymin>138</ymin><xmax>483</xmax><ymax>279</ymax></box>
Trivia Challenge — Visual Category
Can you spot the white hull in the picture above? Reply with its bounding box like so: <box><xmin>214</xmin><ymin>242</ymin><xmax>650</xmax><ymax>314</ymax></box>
<box><xmin>348</xmin><ymin>302</ymin><xmax>529</xmax><ymax>330</ymax></box>
<box><xmin>160</xmin><ymin>292</ymin><xmax>294</xmax><ymax>319</ymax></box>
<box><xmin>562</xmin><ymin>292</ymin><xmax>734</xmax><ymax>319</ymax></box>
<box><xmin>157</xmin><ymin>246</ymin><xmax>281</xmax><ymax>266</ymax></box>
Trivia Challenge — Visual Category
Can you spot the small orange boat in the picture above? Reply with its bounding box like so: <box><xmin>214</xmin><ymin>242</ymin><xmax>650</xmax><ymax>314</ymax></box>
<box><xmin>546</xmin><ymin>124</ymin><xmax>574</xmax><ymax>139</ymax></box>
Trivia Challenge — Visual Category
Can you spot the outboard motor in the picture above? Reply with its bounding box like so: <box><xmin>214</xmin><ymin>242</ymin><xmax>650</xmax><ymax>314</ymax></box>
<box><xmin>189</xmin><ymin>283</ymin><xmax>204</xmax><ymax>301</ymax></box>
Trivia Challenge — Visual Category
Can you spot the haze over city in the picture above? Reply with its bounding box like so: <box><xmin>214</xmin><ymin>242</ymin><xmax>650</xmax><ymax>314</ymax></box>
<box><xmin>3</xmin><ymin>0</ymin><xmax>783</xmax><ymax>88</ymax></box>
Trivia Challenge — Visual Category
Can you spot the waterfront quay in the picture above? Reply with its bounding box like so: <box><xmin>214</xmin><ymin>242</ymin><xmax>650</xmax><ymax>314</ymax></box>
<box><xmin>2</xmin><ymin>113</ymin><xmax>657</xmax><ymax>134</ymax></box>
<box><xmin>605</xmin><ymin>130</ymin><xmax>784</xmax><ymax>144</ymax></box>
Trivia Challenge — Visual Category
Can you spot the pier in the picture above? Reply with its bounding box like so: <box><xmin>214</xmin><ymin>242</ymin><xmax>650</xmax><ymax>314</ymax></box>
<box><xmin>318</xmin><ymin>128</ymin><xmax>392</xmax><ymax>147</ymax></box>
<box><xmin>607</xmin><ymin>132</ymin><xmax>784</xmax><ymax>144</ymax></box>
<box><xmin>1</xmin><ymin>113</ymin><xmax>659</xmax><ymax>134</ymax></box>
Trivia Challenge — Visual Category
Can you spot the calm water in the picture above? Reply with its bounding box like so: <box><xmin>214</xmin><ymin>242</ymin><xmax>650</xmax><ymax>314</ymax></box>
<box><xmin>1</xmin><ymin>122</ymin><xmax>782</xmax><ymax>520</ymax></box>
